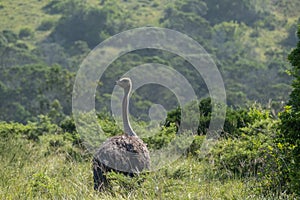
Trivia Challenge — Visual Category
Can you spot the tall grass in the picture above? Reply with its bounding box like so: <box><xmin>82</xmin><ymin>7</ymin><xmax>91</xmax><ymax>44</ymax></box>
<box><xmin>0</xmin><ymin>132</ymin><xmax>295</xmax><ymax>199</ymax></box>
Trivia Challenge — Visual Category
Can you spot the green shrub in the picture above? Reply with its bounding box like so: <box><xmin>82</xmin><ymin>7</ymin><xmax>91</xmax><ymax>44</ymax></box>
<box><xmin>2</xmin><ymin>30</ymin><xmax>18</xmax><ymax>43</ymax></box>
<box><xmin>60</xmin><ymin>116</ymin><xmax>76</xmax><ymax>133</ymax></box>
<box><xmin>105</xmin><ymin>171</ymin><xmax>146</xmax><ymax>192</ymax></box>
<box><xmin>98</xmin><ymin>116</ymin><xmax>122</xmax><ymax>137</ymax></box>
<box><xmin>187</xmin><ymin>135</ymin><xmax>205</xmax><ymax>155</ymax></box>
<box><xmin>0</xmin><ymin>121</ymin><xmax>32</xmax><ymax>138</ymax></box>
<box><xmin>277</xmin><ymin>24</ymin><xmax>300</xmax><ymax>195</ymax></box>
<box><xmin>208</xmin><ymin>105</ymin><xmax>286</xmax><ymax>194</ymax></box>
<box><xmin>19</xmin><ymin>28</ymin><xmax>34</xmax><ymax>39</ymax></box>
<box><xmin>29</xmin><ymin>172</ymin><xmax>60</xmax><ymax>198</ymax></box>
<box><xmin>210</xmin><ymin>134</ymin><xmax>266</xmax><ymax>179</ymax></box>
<box><xmin>278</xmin><ymin>106</ymin><xmax>300</xmax><ymax>194</ymax></box>
<box><xmin>143</xmin><ymin>123</ymin><xmax>177</xmax><ymax>150</ymax></box>
<box><xmin>49</xmin><ymin>139</ymin><xmax>65</xmax><ymax>148</ymax></box>
<box><xmin>15</xmin><ymin>42</ymin><xmax>29</xmax><ymax>49</ymax></box>
<box><xmin>165</xmin><ymin>98</ymin><xmax>252</xmax><ymax>137</ymax></box>
<box><xmin>37</xmin><ymin>19</ymin><xmax>55</xmax><ymax>31</ymax></box>
<box><xmin>33</xmin><ymin>115</ymin><xmax>62</xmax><ymax>135</ymax></box>
<box><xmin>65</xmin><ymin>147</ymin><xmax>90</xmax><ymax>162</ymax></box>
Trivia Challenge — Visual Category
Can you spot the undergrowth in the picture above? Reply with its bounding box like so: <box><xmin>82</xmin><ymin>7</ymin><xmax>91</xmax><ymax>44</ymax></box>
<box><xmin>0</xmin><ymin>114</ymin><xmax>298</xmax><ymax>199</ymax></box>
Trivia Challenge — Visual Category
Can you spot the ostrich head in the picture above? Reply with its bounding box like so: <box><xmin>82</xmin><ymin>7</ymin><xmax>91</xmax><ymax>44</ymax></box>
<box><xmin>116</xmin><ymin>77</ymin><xmax>132</xmax><ymax>90</ymax></box>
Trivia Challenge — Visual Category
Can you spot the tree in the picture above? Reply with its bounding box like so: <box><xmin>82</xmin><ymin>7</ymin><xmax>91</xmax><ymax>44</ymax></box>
<box><xmin>48</xmin><ymin>99</ymin><xmax>65</xmax><ymax>124</ymax></box>
<box><xmin>202</xmin><ymin>0</ymin><xmax>266</xmax><ymax>26</ymax></box>
<box><xmin>49</xmin><ymin>0</ymin><xmax>132</xmax><ymax>48</ymax></box>
<box><xmin>0</xmin><ymin>64</ymin><xmax>74</xmax><ymax>122</ymax></box>
<box><xmin>279</xmin><ymin>24</ymin><xmax>300</xmax><ymax>195</ymax></box>
<box><xmin>160</xmin><ymin>0</ymin><xmax>212</xmax><ymax>48</ymax></box>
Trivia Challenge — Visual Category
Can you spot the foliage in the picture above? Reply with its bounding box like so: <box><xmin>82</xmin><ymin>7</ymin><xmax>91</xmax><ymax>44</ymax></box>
<box><xmin>2</xmin><ymin>30</ymin><xmax>18</xmax><ymax>43</ymax></box>
<box><xmin>0</xmin><ymin>64</ymin><xmax>74</xmax><ymax>122</ymax></box>
<box><xmin>278</xmin><ymin>25</ymin><xmax>300</xmax><ymax>194</ymax></box>
<box><xmin>0</xmin><ymin>119</ymin><xmax>296</xmax><ymax>199</ymax></box>
<box><xmin>223</xmin><ymin>107</ymin><xmax>251</xmax><ymax>137</ymax></box>
<box><xmin>1</xmin><ymin>106</ymin><xmax>299</xmax><ymax>198</ymax></box>
<box><xmin>0</xmin><ymin>30</ymin><xmax>41</xmax><ymax>68</ymax></box>
<box><xmin>37</xmin><ymin>19</ymin><xmax>56</xmax><ymax>31</ymax></box>
<box><xmin>49</xmin><ymin>0</ymin><xmax>132</xmax><ymax>48</ymax></box>
<box><xmin>143</xmin><ymin>123</ymin><xmax>177</xmax><ymax>150</ymax></box>
<box><xmin>0</xmin><ymin>0</ymin><xmax>299</xmax><ymax>198</ymax></box>
<box><xmin>187</xmin><ymin>135</ymin><xmax>205</xmax><ymax>155</ymax></box>
<box><xmin>160</xmin><ymin>0</ymin><xmax>211</xmax><ymax>49</ymax></box>
<box><xmin>165</xmin><ymin>98</ymin><xmax>252</xmax><ymax>136</ymax></box>
<box><xmin>0</xmin><ymin>0</ymin><xmax>296</xmax><ymax>123</ymax></box>
<box><xmin>209</xmin><ymin>105</ymin><xmax>288</xmax><ymax>195</ymax></box>
<box><xmin>60</xmin><ymin>116</ymin><xmax>76</xmax><ymax>133</ymax></box>
<box><xmin>19</xmin><ymin>27</ymin><xmax>34</xmax><ymax>39</ymax></box>
<box><xmin>210</xmin><ymin>134</ymin><xmax>267</xmax><ymax>178</ymax></box>
<box><xmin>202</xmin><ymin>0</ymin><xmax>269</xmax><ymax>26</ymax></box>
<box><xmin>0</xmin><ymin>121</ymin><xmax>32</xmax><ymax>138</ymax></box>
<box><xmin>98</xmin><ymin>116</ymin><xmax>122</xmax><ymax>137</ymax></box>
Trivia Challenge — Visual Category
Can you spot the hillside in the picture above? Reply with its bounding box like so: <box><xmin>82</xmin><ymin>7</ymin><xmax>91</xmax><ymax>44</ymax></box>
<box><xmin>0</xmin><ymin>0</ymin><xmax>300</xmax><ymax>199</ymax></box>
<box><xmin>0</xmin><ymin>0</ymin><xmax>299</xmax><ymax>122</ymax></box>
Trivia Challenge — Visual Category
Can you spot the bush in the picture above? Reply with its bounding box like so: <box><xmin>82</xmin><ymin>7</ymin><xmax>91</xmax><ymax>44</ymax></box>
<box><xmin>187</xmin><ymin>135</ymin><xmax>205</xmax><ymax>155</ymax></box>
<box><xmin>165</xmin><ymin>98</ymin><xmax>252</xmax><ymax>137</ymax></box>
<box><xmin>29</xmin><ymin>172</ymin><xmax>60</xmax><ymax>197</ymax></box>
<box><xmin>143</xmin><ymin>123</ymin><xmax>177</xmax><ymax>150</ymax></box>
<box><xmin>278</xmin><ymin>24</ymin><xmax>300</xmax><ymax>195</ymax></box>
<box><xmin>37</xmin><ymin>19</ymin><xmax>55</xmax><ymax>31</ymax></box>
<box><xmin>15</xmin><ymin>42</ymin><xmax>29</xmax><ymax>49</ymax></box>
<box><xmin>278</xmin><ymin>106</ymin><xmax>300</xmax><ymax>194</ymax></box>
<box><xmin>60</xmin><ymin>116</ymin><xmax>76</xmax><ymax>133</ymax></box>
<box><xmin>0</xmin><ymin>118</ymin><xmax>60</xmax><ymax>142</ymax></box>
<box><xmin>210</xmin><ymin>135</ymin><xmax>265</xmax><ymax>178</ymax></box>
<box><xmin>52</xmin><ymin>5</ymin><xmax>107</xmax><ymax>47</ymax></box>
<box><xmin>19</xmin><ymin>28</ymin><xmax>34</xmax><ymax>39</ymax></box>
<box><xmin>0</xmin><ymin>121</ymin><xmax>32</xmax><ymax>138</ymax></box>
<box><xmin>2</xmin><ymin>30</ymin><xmax>18</xmax><ymax>43</ymax></box>
<box><xmin>208</xmin><ymin>105</ymin><xmax>286</xmax><ymax>194</ymax></box>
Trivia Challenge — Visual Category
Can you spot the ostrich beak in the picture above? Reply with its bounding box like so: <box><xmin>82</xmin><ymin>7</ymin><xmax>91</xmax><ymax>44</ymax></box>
<box><xmin>116</xmin><ymin>77</ymin><xmax>121</xmax><ymax>85</ymax></box>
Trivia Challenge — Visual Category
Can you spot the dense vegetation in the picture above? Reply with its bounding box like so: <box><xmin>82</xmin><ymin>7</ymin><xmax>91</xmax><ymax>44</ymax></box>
<box><xmin>0</xmin><ymin>0</ymin><xmax>299</xmax><ymax>199</ymax></box>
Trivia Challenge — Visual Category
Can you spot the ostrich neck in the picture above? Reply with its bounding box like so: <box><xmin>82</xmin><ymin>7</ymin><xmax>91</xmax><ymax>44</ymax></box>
<box><xmin>122</xmin><ymin>87</ymin><xmax>137</xmax><ymax>136</ymax></box>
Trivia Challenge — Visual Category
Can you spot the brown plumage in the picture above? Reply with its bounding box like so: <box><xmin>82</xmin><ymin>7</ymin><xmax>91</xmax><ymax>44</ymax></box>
<box><xmin>93</xmin><ymin>78</ymin><xmax>150</xmax><ymax>191</ymax></box>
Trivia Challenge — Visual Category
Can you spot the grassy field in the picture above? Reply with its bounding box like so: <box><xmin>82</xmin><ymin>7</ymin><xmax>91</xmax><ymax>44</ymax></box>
<box><xmin>0</xmin><ymin>0</ymin><xmax>296</xmax><ymax>64</ymax></box>
<box><xmin>0</xmin><ymin>131</ymin><xmax>295</xmax><ymax>200</ymax></box>
<box><xmin>0</xmin><ymin>0</ymin><xmax>165</xmax><ymax>39</ymax></box>
<box><xmin>0</xmin><ymin>0</ymin><xmax>61</xmax><ymax>46</ymax></box>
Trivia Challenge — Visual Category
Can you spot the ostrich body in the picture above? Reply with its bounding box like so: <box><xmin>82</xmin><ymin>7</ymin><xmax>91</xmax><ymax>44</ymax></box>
<box><xmin>93</xmin><ymin>78</ymin><xmax>150</xmax><ymax>191</ymax></box>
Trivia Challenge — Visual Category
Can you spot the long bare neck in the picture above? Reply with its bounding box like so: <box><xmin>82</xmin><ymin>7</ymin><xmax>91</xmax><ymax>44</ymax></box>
<box><xmin>122</xmin><ymin>87</ymin><xmax>137</xmax><ymax>137</ymax></box>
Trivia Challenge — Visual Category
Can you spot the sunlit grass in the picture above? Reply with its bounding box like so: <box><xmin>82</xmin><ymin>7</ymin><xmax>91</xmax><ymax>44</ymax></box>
<box><xmin>0</xmin><ymin>0</ymin><xmax>60</xmax><ymax>47</ymax></box>
<box><xmin>0</xmin><ymin>133</ymin><xmax>295</xmax><ymax>199</ymax></box>
<box><xmin>0</xmin><ymin>0</ymin><xmax>56</xmax><ymax>31</ymax></box>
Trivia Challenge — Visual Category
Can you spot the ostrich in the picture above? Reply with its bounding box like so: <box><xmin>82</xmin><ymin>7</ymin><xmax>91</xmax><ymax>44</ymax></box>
<box><xmin>93</xmin><ymin>77</ymin><xmax>150</xmax><ymax>191</ymax></box>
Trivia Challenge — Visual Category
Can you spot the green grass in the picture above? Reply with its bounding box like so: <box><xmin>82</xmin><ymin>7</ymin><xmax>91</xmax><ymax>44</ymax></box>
<box><xmin>0</xmin><ymin>0</ymin><xmax>296</xmax><ymax>56</ymax></box>
<box><xmin>0</xmin><ymin>0</ymin><xmax>60</xmax><ymax>48</ymax></box>
<box><xmin>0</xmin><ymin>0</ymin><xmax>61</xmax><ymax>31</ymax></box>
<box><xmin>0</xmin><ymin>0</ymin><xmax>166</xmax><ymax>33</ymax></box>
<box><xmin>0</xmin><ymin>0</ymin><xmax>167</xmax><ymax>50</ymax></box>
<box><xmin>0</xmin><ymin>133</ymin><xmax>295</xmax><ymax>199</ymax></box>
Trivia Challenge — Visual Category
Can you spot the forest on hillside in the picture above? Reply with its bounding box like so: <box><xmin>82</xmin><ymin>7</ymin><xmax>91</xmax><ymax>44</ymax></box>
<box><xmin>0</xmin><ymin>0</ymin><xmax>299</xmax><ymax>122</ymax></box>
<box><xmin>0</xmin><ymin>0</ymin><xmax>300</xmax><ymax>199</ymax></box>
